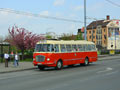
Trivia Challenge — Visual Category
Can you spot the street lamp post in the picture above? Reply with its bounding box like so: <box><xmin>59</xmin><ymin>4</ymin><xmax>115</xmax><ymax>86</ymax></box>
<box><xmin>115</xmin><ymin>28</ymin><xmax>117</xmax><ymax>54</ymax></box>
<box><xmin>84</xmin><ymin>0</ymin><xmax>87</xmax><ymax>40</ymax></box>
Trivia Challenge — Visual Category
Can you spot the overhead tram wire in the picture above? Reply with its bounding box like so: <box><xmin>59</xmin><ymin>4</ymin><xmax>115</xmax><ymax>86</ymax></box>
<box><xmin>0</xmin><ymin>8</ymin><xmax>84</xmax><ymax>23</ymax></box>
<box><xmin>105</xmin><ymin>0</ymin><xmax>120</xmax><ymax>7</ymax></box>
<box><xmin>86</xmin><ymin>16</ymin><xmax>105</xmax><ymax>21</ymax></box>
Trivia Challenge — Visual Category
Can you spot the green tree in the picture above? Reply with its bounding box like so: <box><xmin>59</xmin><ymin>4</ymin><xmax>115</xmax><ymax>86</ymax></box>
<box><xmin>46</xmin><ymin>35</ymin><xmax>52</xmax><ymax>39</ymax></box>
<box><xmin>60</xmin><ymin>33</ymin><xmax>76</xmax><ymax>40</ymax></box>
<box><xmin>76</xmin><ymin>32</ymin><xmax>83</xmax><ymax>40</ymax></box>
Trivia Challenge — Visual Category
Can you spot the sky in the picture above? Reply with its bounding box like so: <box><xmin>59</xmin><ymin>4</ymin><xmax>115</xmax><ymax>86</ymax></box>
<box><xmin>0</xmin><ymin>0</ymin><xmax>120</xmax><ymax>37</ymax></box>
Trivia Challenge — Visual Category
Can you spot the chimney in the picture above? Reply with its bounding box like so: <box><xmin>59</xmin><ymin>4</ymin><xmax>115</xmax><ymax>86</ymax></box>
<box><xmin>106</xmin><ymin>15</ymin><xmax>110</xmax><ymax>20</ymax></box>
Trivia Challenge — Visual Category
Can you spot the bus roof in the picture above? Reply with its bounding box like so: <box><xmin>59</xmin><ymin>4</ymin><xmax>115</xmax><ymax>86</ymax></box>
<box><xmin>37</xmin><ymin>40</ymin><xmax>95</xmax><ymax>45</ymax></box>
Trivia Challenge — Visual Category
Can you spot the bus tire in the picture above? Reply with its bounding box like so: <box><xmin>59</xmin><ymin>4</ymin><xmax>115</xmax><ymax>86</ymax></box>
<box><xmin>38</xmin><ymin>65</ymin><xmax>45</xmax><ymax>70</ymax></box>
<box><xmin>55</xmin><ymin>60</ymin><xmax>63</xmax><ymax>70</ymax></box>
<box><xmin>81</xmin><ymin>57</ymin><xmax>89</xmax><ymax>66</ymax></box>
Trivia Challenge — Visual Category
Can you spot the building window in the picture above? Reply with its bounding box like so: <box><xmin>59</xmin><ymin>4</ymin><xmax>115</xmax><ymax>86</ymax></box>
<box><xmin>104</xmin><ymin>29</ymin><xmax>105</xmax><ymax>32</ymax></box>
<box><xmin>89</xmin><ymin>31</ymin><xmax>91</xmax><ymax>34</ymax></box>
<box><xmin>100</xmin><ymin>41</ymin><xmax>102</xmax><ymax>45</ymax></box>
<box><xmin>104</xmin><ymin>40</ymin><xmax>106</xmax><ymax>44</ymax></box>
<box><xmin>90</xmin><ymin>36</ymin><xmax>91</xmax><ymax>39</ymax></box>
<box><xmin>104</xmin><ymin>35</ymin><xmax>106</xmax><ymax>39</ymax></box>
<box><xmin>96</xmin><ymin>35</ymin><xmax>98</xmax><ymax>39</ymax></box>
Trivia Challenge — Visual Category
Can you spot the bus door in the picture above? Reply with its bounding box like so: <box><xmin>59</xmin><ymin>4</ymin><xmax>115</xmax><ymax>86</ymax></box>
<box><xmin>76</xmin><ymin>44</ymin><xmax>84</xmax><ymax>63</ymax></box>
<box><xmin>65</xmin><ymin>44</ymin><xmax>76</xmax><ymax>65</ymax></box>
<box><xmin>51</xmin><ymin>44</ymin><xmax>60</xmax><ymax>63</ymax></box>
<box><xmin>59</xmin><ymin>44</ymin><xmax>70</xmax><ymax>65</ymax></box>
<box><xmin>70</xmin><ymin>44</ymin><xmax>79</xmax><ymax>64</ymax></box>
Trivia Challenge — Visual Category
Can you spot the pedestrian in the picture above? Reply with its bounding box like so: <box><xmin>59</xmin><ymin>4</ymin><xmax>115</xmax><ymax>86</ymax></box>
<box><xmin>4</xmin><ymin>52</ymin><xmax>9</xmax><ymax>67</ymax></box>
<box><xmin>14</xmin><ymin>52</ymin><xmax>19</xmax><ymax>67</ymax></box>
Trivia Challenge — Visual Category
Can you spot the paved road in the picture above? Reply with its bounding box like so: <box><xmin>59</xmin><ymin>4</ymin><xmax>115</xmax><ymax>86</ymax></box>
<box><xmin>0</xmin><ymin>56</ymin><xmax>120</xmax><ymax>90</ymax></box>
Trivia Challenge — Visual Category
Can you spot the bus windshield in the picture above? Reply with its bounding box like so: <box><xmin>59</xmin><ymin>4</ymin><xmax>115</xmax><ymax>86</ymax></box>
<box><xmin>35</xmin><ymin>44</ymin><xmax>54</xmax><ymax>52</ymax></box>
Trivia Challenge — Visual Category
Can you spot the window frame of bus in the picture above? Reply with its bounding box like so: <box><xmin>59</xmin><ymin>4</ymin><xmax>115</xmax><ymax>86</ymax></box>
<box><xmin>60</xmin><ymin>44</ymin><xmax>67</xmax><ymax>52</ymax></box>
<box><xmin>57</xmin><ymin>44</ymin><xmax>96</xmax><ymax>53</ymax></box>
<box><xmin>35</xmin><ymin>44</ymin><xmax>54</xmax><ymax>52</ymax></box>
<box><xmin>66</xmin><ymin>44</ymin><xmax>72</xmax><ymax>52</ymax></box>
<box><xmin>78</xmin><ymin>44</ymin><xmax>84</xmax><ymax>51</ymax></box>
<box><xmin>72</xmin><ymin>44</ymin><xmax>77</xmax><ymax>52</ymax></box>
<box><xmin>54</xmin><ymin>44</ymin><xmax>59</xmax><ymax>52</ymax></box>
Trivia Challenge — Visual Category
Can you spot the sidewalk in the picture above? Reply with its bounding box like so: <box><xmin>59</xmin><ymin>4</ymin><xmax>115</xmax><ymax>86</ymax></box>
<box><xmin>0</xmin><ymin>62</ymin><xmax>36</xmax><ymax>74</ymax></box>
<box><xmin>0</xmin><ymin>54</ymin><xmax>119</xmax><ymax>74</ymax></box>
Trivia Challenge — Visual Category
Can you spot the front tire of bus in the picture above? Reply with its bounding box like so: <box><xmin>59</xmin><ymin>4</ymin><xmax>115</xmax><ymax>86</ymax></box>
<box><xmin>81</xmin><ymin>58</ymin><xmax>89</xmax><ymax>66</ymax></box>
<box><xmin>38</xmin><ymin>65</ymin><xmax>45</xmax><ymax>70</ymax></box>
<box><xmin>55</xmin><ymin>60</ymin><xmax>63</xmax><ymax>70</ymax></box>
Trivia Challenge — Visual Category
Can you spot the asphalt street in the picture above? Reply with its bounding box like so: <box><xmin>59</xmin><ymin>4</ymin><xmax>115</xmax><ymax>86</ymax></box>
<box><xmin>0</xmin><ymin>56</ymin><xmax>120</xmax><ymax>90</ymax></box>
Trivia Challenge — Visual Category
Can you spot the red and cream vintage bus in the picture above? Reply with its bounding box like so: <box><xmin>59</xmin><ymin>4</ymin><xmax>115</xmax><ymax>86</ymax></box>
<box><xmin>33</xmin><ymin>40</ymin><xmax>98</xmax><ymax>70</ymax></box>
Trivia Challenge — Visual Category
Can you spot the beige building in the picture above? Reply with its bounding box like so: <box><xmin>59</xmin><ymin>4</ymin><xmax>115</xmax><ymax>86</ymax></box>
<box><xmin>87</xmin><ymin>15</ymin><xmax>120</xmax><ymax>50</ymax></box>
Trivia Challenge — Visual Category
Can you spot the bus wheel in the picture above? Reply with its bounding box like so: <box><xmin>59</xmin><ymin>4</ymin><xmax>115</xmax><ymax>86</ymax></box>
<box><xmin>38</xmin><ymin>65</ymin><xmax>45</xmax><ymax>70</ymax></box>
<box><xmin>55</xmin><ymin>60</ymin><xmax>63</xmax><ymax>70</ymax></box>
<box><xmin>81</xmin><ymin>58</ymin><xmax>89</xmax><ymax>66</ymax></box>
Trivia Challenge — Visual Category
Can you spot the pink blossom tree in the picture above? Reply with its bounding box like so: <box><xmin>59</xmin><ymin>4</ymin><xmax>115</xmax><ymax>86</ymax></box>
<box><xmin>8</xmin><ymin>25</ymin><xmax>45</xmax><ymax>60</ymax></box>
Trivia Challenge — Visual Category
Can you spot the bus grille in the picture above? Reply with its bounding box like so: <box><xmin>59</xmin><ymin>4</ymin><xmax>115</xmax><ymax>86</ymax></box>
<box><xmin>36</xmin><ymin>55</ymin><xmax>45</xmax><ymax>62</ymax></box>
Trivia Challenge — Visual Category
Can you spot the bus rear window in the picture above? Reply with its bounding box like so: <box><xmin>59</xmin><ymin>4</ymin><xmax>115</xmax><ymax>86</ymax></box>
<box><xmin>35</xmin><ymin>44</ymin><xmax>53</xmax><ymax>52</ymax></box>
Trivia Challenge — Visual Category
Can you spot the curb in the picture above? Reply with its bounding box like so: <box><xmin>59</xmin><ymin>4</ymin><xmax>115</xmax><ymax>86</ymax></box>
<box><xmin>98</xmin><ymin>54</ymin><xmax>120</xmax><ymax>58</ymax></box>
<box><xmin>98</xmin><ymin>57</ymin><xmax>120</xmax><ymax>61</ymax></box>
<box><xmin>0</xmin><ymin>67</ymin><xmax>37</xmax><ymax>74</ymax></box>
<box><xmin>98</xmin><ymin>55</ymin><xmax>120</xmax><ymax>61</ymax></box>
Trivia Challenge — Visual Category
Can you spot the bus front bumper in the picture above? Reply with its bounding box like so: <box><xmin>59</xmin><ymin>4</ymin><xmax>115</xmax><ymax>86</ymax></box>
<box><xmin>33</xmin><ymin>61</ymin><xmax>56</xmax><ymax>67</ymax></box>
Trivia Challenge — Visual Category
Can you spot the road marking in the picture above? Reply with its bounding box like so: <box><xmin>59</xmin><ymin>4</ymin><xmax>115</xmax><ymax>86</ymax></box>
<box><xmin>97</xmin><ymin>67</ymin><xmax>113</xmax><ymax>74</ymax></box>
<box><xmin>105</xmin><ymin>71</ymin><xmax>119</xmax><ymax>76</ymax></box>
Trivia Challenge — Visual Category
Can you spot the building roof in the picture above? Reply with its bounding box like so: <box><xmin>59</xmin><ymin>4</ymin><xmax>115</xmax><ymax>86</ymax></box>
<box><xmin>87</xmin><ymin>20</ymin><xmax>111</xmax><ymax>30</ymax></box>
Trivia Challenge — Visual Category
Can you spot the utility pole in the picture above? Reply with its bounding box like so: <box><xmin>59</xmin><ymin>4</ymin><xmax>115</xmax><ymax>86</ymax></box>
<box><xmin>84</xmin><ymin>0</ymin><xmax>87</xmax><ymax>40</ymax></box>
<box><xmin>115</xmin><ymin>28</ymin><xmax>116</xmax><ymax>54</ymax></box>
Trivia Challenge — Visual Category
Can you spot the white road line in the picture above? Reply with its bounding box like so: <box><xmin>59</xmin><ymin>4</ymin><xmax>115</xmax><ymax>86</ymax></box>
<box><xmin>105</xmin><ymin>71</ymin><xmax>119</xmax><ymax>76</ymax></box>
<box><xmin>97</xmin><ymin>67</ymin><xmax>113</xmax><ymax>74</ymax></box>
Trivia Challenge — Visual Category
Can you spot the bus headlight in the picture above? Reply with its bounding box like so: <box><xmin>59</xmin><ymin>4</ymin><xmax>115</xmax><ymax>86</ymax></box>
<box><xmin>47</xmin><ymin>58</ymin><xmax>50</xmax><ymax>61</ymax></box>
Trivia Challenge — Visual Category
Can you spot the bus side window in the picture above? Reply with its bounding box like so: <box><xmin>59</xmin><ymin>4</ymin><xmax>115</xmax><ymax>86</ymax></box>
<box><xmin>60</xmin><ymin>44</ymin><xmax>66</xmax><ymax>52</ymax></box>
<box><xmin>85</xmin><ymin>44</ymin><xmax>90</xmax><ymax>51</ymax></box>
<box><xmin>84</xmin><ymin>44</ymin><xmax>88</xmax><ymax>51</ymax></box>
<box><xmin>72</xmin><ymin>45</ymin><xmax>77</xmax><ymax>52</ymax></box>
<box><xmin>43</xmin><ymin>44</ymin><xmax>47</xmax><ymax>52</ymax></box>
<box><xmin>47</xmin><ymin>44</ymin><xmax>54</xmax><ymax>52</ymax></box>
<box><xmin>54</xmin><ymin>44</ymin><xmax>59</xmax><ymax>52</ymax></box>
<box><xmin>88</xmin><ymin>45</ymin><xmax>92</xmax><ymax>51</ymax></box>
<box><xmin>83</xmin><ymin>45</ymin><xmax>86</xmax><ymax>51</ymax></box>
<box><xmin>66</xmin><ymin>45</ymin><xmax>72</xmax><ymax>52</ymax></box>
<box><xmin>78</xmin><ymin>45</ymin><xmax>83</xmax><ymax>51</ymax></box>
<box><xmin>91</xmin><ymin>45</ymin><xmax>96</xmax><ymax>51</ymax></box>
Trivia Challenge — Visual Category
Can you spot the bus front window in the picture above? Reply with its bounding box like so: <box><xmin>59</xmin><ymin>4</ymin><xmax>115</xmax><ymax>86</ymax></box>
<box><xmin>35</xmin><ymin>44</ymin><xmax>53</xmax><ymax>52</ymax></box>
